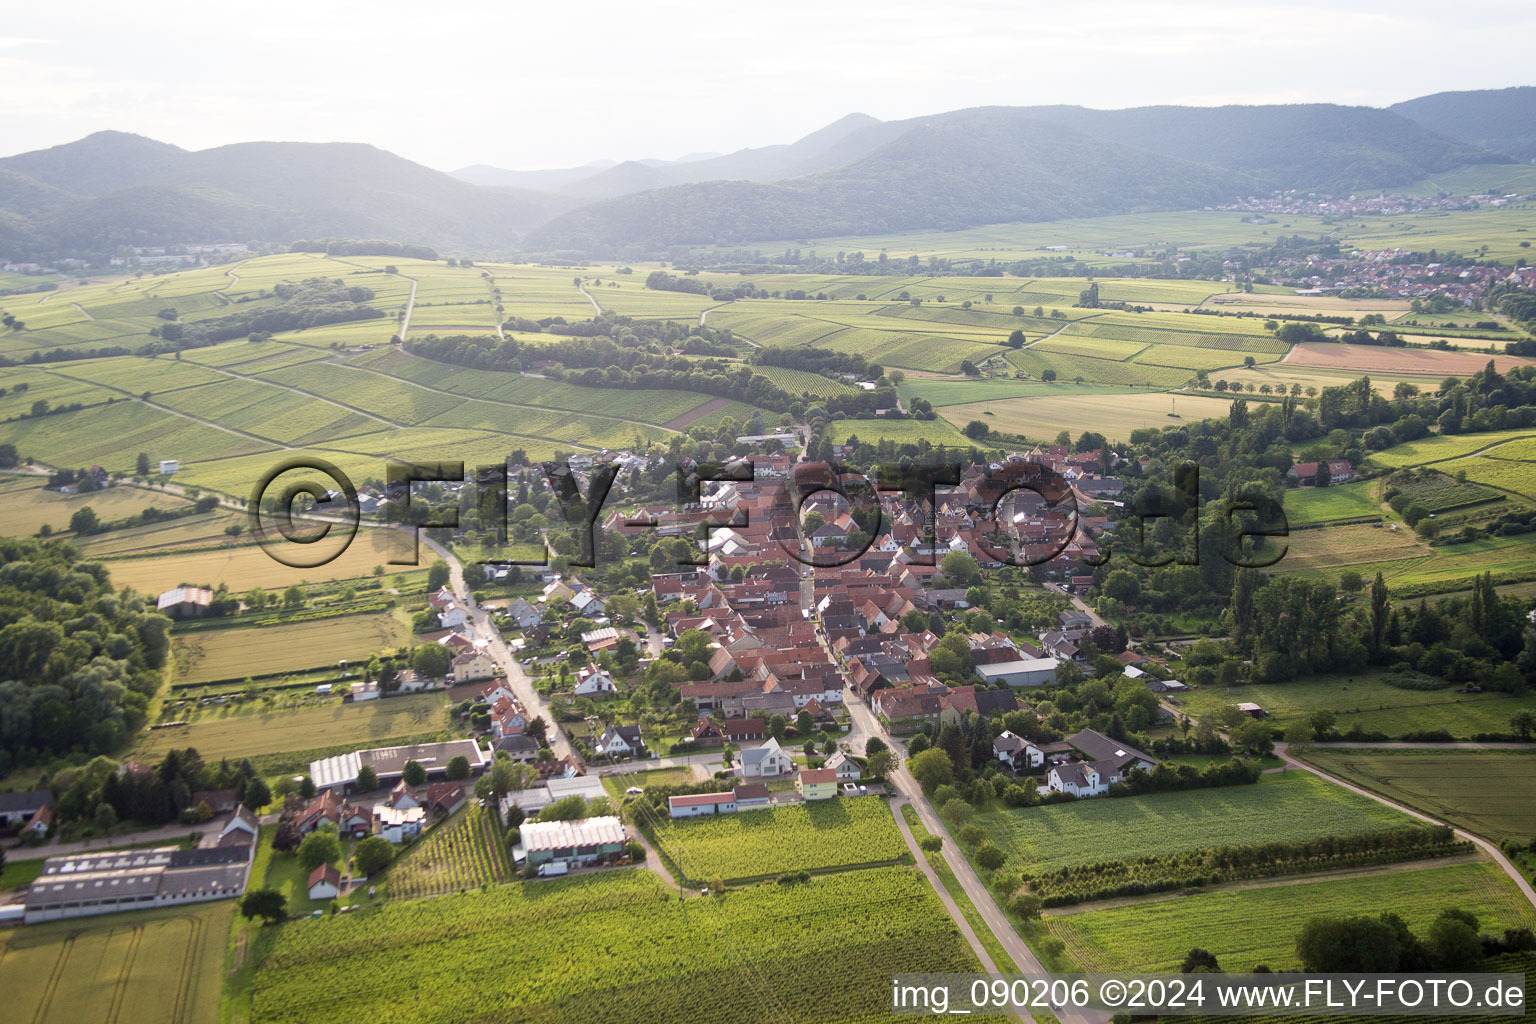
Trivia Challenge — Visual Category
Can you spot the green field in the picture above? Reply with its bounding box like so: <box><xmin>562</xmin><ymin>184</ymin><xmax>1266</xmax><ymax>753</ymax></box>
<box><xmin>134</xmin><ymin>691</ymin><xmax>448</xmax><ymax>760</ymax></box>
<box><xmin>939</xmin><ymin>391</ymin><xmax>1231</xmax><ymax>442</ymax></box>
<box><xmin>1044</xmin><ymin>861</ymin><xmax>1536</xmax><ymax>972</ymax></box>
<box><xmin>1299</xmin><ymin>748</ymin><xmax>1536</xmax><ymax>843</ymax></box>
<box><xmin>249</xmin><ymin>866</ymin><xmax>992</xmax><ymax>1024</ymax></box>
<box><xmin>1173</xmin><ymin>671</ymin><xmax>1536</xmax><ymax>739</ymax></box>
<box><xmin>648</xmin><ymin>798</ymin><xmax>908</xmax><ymax>882</ymax></box>
<box><xmin>171</xmin><ymin>612</ymin><xmax>412</xmax><ymax>685</ymax></box>
<box><xmin>976</xmin><ymin>772</ymin><xmax>1414</xmax><ymax>874</ymax></box>
<box><xmin>1367</xmin><ymin>429</ymin><xmax>1536</xmax><ymax>470</ymax></box>
<box><xmin>0</xmin><ymin>901</ymin><xmax>233</xmax><ymax>1024</ymax></box>
<box><xmin>827</xmin><ymin>416</ymin><xmax>973</xmax><ymax>447</ymax></box>
<box><xmin>1284</xmin><ymin>482</ymin><xmax>1382</xmax><ymax>525</ymax></box>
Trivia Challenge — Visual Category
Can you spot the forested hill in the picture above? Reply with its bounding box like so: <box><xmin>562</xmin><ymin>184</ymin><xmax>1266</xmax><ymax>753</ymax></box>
<box><xmin>525</xmin><ymin>103</ymin><xmax>1495</xmax><ymax>252</ymax></box>
<box><xmin>0</xmin><ymin>132</ymin><xmax>554</xmax><ymax>258</ymax></box>
<box><xmin>1391</xmin><ymin>86</ymin><xmax>1536</xmax><ymax>162</ymax></box>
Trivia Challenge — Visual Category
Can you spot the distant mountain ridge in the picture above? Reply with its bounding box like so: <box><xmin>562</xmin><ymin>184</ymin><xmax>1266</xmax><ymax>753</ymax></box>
<box><xmin>1390</xmin><ymin>87</ymin><xmax>1536</xmax><ymax>162</ymax></box>
<box><xmin>0</xmin><ymin>132</ymin><xmax>555</xmax><ymax>257</ymax></box>
<box><xmin>0</xmin><ymin>88</ymin><xmax>1530</xmax><ymax>259</ymax></box>
<box><xmin>525</xmin><ymin>102</ymin><xmax>1503</xmax><ymax>251</ymax></box>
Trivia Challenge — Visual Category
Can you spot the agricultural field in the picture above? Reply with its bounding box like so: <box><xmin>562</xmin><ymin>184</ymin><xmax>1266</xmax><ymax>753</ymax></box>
<box><xmin>1283</xmin><ymin>342</ymin><xmax>1536</xmax><ymax>376</ymax></box>
<box><xmin>171</xmin><ymin>611</ymin><xmax>412</xmax><ymax>685</ymax></box>
<box><xmin>826</xmin><ymin>416</ymin><xmax>972</xmax><ymax>447</ymax></box>
<box><xmin>0</xmin><ymin>901</ymin><xmax>232</xmax><ymax>1024</ymax></box>
<box><xmin>249</xmin><ymin>866</ymin><xmax>990</xmax><ymax>1024</ymax></box>
<box><xmin>97</xmin><ymin>527</ymin><xmax>424</xmax><ymax>594</ymax></box>
<box><xmin>974</xmin><ymin>772</ymin><xmax>1414</xmax><ymax>874</ymax></box>
<box><xmin>133</xmin><ymin>691</ymin><xmax>448</xmax><ymax>760</ymax></box>
<box><xmin>1004</xmin><ymin>347</ymin><xmax>1195</xmax><ymax>388</ymax></box>
<box><xmin>1277</xmin><ymin>521</ymin><xmax>1429</xmax><ymax>574</ymax></box>
<box><xmin>1283</xmin><ymin>482</ymin><xmax>1381</xmax><ymax>526</ymax></box>
<box><xmin>749</xmin><ymin>364</ymin><xmax>858</xmax><ymax>398</ymax></box>
<box><xmin>1043</xmin><ymin>861</ymin><xmax>1536</xmax><ymax>973</ymax></box>
<box><xmin>901</xmin><ymin>376</ymin><xmax>1127</xmax><ymax>407</ymax></box>
<box><xmin>939</xmin><ymin>391</ymin><xmax>1231</xmax><ymax>442</ymax></box>
<box><xmin>376</xmin><ymin>803</ymin><xmax>510</xmax><ymax>899</ymax></box>
<box><xmin>1171</xmin><ymin>670</ymin><xmax>1536</xmax><ymax>739</ymax></box>
<box><xmin>1368</xmin><ymin>428</ymin><xmax>1536</xmax><ymax>470</ymax></box>
<box><xmin>0</xmin><ymin>478</ymin><xmax>195</xmax><ymax>536</ymax></box>
<box><xmin>647</xmin><ymin>798</ymin><xmax>907</xmax><ymax>882</ymax></box>
<box><xmin>1441</xmin><ymin>452</ymin><xmax>1536</xmax><ymax>502</ymax></box>
<box><xmin>1299</xmin><ymin>748</ymin><xmax>1536</xmax><ymax>844</ymax></box>
<box><xmin>1383</xmin><ymin>470</ymin><xmax>1505</xmax><ymax>513</ymax></box>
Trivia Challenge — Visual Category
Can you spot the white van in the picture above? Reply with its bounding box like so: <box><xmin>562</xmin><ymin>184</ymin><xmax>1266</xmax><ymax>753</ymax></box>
<box><xmin>537</xmin><ymin>862</ymin><xmax>569</xmax><ymax>877</ymax></box>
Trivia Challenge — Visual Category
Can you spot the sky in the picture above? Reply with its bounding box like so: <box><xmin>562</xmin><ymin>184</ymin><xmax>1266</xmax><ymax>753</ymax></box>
<box><xmin>1</xmin><ymin>0</ymin><xmax>1532</xmax><ymax>173</ymax></box>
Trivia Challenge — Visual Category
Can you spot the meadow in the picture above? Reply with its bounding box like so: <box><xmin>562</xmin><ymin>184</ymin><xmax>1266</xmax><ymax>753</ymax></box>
<box><xmin>975</xmin><ymin>772</ymin><xmax>1414</xmax><ymax>874</ymax></box>
<box><xmin>939</xmin><ymin>391</ymin><xmax>1231</xmax><ymax>442</ymax></box>
<box><xmin>1368</xmin><ymin>429</ymin><xmax>1536</xmax><ymax>470</ymax></box>
<box><xmin>133</xmin><ymin>691</ymin><xmax>448</xmax><ymax>760</ymax></box>
<box><xmin>249</xmin><ymin>866</ymin><xmax>992</xmax><ymax>1024</ymax></box>
<box><xmin>1299</xmin><ymin>749</ymin><xmax>1536</xmax><ymax>843</ymax></box>
<box><xmin>1043</xmin><ymin>861</ymin><xmax>1536</xmax><ymax>973</ymax></box>
<box><xmin>826</xmin><ymin>417</ymin><xmax>972</xmax><ymax>447</ymax></box>
<box><xmin>0</xmin><ymin>901</ymin><xmax>232</xmax><ymax>1024</ymax></box>
<box><xmin>1283</xmin><ymin>482</ymin><xmax>1381</xmax><ymax>526</ymax></box>
<box><xmin>647</xmin><ymin>798</ymin><xmax>908</xmax><ymax>883</ymax></box>
<box><xmin>1172</xmin><ymin>671</ymin><xmax>1536</xmax><ymax>739</ymax></box>
<box><xmin>170</xmin><ymin>611</ymin><xmax>412</xmax><ymax>685</ymax></box>
<box><xmin>98</xmin><ymin>527</ymin><xmax>424</xmax><ymax>594</ymax></box>
<box><xmin>0</xmin><ymin>477</ymin><xmax>194</xmax><ymax>536</ymax></box>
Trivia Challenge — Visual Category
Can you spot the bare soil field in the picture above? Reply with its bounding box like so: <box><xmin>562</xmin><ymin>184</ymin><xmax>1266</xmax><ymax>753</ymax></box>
<box><xmin>1284</xmin><ymin>343</ymin><xmax>1536</xmax><ymax>376</ymax></box>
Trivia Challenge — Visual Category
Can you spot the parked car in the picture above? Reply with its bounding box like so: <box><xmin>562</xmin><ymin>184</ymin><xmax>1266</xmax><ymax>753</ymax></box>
<box><xmin>626</xmin><ymin>786</ymin><xmax>643</xmax><ymax>795</ymax></box>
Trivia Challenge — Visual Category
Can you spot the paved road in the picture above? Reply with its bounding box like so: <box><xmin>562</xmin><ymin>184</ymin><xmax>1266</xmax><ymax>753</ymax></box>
<box><xmin>418</xmin><ymin>533</ymin><xmax>577</xmax><ymax>764</ymax></box>
<box><xmin>1310</xmin><ymin>741</ymin><xmax>1536</xmax><ymax>750</ymax></box>
<box><xmin>6</xmin><ymin>813</ymin><xmax>280</xmax><ymax>861</ymax></box>
<box><xmin>1276</xmin><ymin>741</ymin><xmax>1536</xmax><ymax>911</ymax></box>
<box><xmin>890</xmin><ymin>796</ymin><xmax>1032</xmax><ymax>1022</ymax></box>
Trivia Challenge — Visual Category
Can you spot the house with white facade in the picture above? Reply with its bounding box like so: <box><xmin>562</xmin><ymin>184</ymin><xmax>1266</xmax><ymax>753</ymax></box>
<box><xmin>738</xmin><ymin>737</ymin><xmax>791</xmax><ymax>778</ymax></box>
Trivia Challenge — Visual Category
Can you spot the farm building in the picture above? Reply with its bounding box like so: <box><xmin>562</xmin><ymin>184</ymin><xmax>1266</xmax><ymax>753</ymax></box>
<box><xmin>669</xmin><ymin>791</ymin><xmax>738</xmax><ymax>818</ymax></box>
<box><xmin>307</xmin><ymin>864</ymin><xmax>341</xmax><ymax>901</ymax></box>
<box><xmin>976</xmin><ymin>657</ymin><xmax>1060</xmax><ymax>687</ymax></box>
<box><xmin>0</xmin><ymin>789</ymin><xmax>51</xmax><ymax>828</ymax></box>
<box><xmin>733</xmin><ymin>783</ymin><xmax>771</xmax><ymax>810</ymax></box>
<box><xmin>155</xmin><ymin>586</ymin><xmax>212</xmax><ymax>619</ymax></box>
<box><xmin>158</xmin><ymin>459</ymin><xmax>178</xmax><ymax>475</ymax></box>
<box><xmin>309</xmin><ymin>739</ymin><xmax>491</xmax><ymax>792</ymax></box>
<box><xmin>23</xmin><ymin>809</ymin><xmax>256</xmax><ymax>924</ymax></box>
<box><xmin>500</xmin><ymin>773</ymin><xmax>606</xmax><ymax>816</ymax></box>
<box><xmin>1236</xmin><ymin>702</ymin><xmax>1268</xmax><ymax>719</ymax></box>
<box><xmin>520</xmin><ymin>816</ymin><xmax>627</xmax><ymax>868</ymax></box>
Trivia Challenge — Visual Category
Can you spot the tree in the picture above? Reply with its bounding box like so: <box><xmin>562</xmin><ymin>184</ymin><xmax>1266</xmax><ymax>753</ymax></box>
<box><xmin>1296</xmin><ymin>916</ymin><xmax>1402</xmax><ymax>972</ymax></box>
<box><xmin>866</xmin><ymin>749</ymin><xmax>897</xmax><ymax>779</ymax></box>
<box><xmin>240</xmin><ymin>888</ymin><xmax>287</xmax><ymax>924</ymax></box>
<box><xmin>402</xmin><ymin>760</ymin><xmax>428</xmax><ymax>786</ymax></box>
<box><xmin>1006</xmin><ymin>329</ymin><xmax>1025</xmax><ymax>349</ymax></box>
<box><xmin>297</xmin><ymin>831</ymin><xmax>341</xmax><ymax>871</ymax></box>
<box><xmin>1284</xmin><ymin>720</ymin><xmax>1315</xmax><ymax>752</ymax></box>
<box><xmin>1009</xmin><ymin>892</ymin><xmax>1043</xmax><ymax>921</ymax></box>
<box><xmin>909</xmin><ymin>748</ymin><xmax>954</xmax><ymax>791</ymax></box>
<box><xmin>1041</xmin><ymin>369</ymin><xmax>1057</xmax><ymax>382</ymax></box>
<box><xmin>355</xmin><ymin>765</ymin><xmax>379</xmax><ymax>792</ymax></box>
<box><xmin>1180</xmin><ymin>948</ymin><xmax>1222</xmax><ymax>973</ymax></box>
<box><xmin>1510</xmin><ymin>711</ymin><xmax>1536</xmax><ymax>741</ymax></box>
<box><xmin>1231</xmin><ymin>717</ymin><xmax>1273</xmax><ymax>756</ymax></box>
<box><xmin>1339</xmin><ymin>570</ymin><xmax>1364</xmax><ymax>595</ymax></box>
<box><xmin>959</xmin><ymin>360</ymin><xmax>980</xmax><ymax>376</ymax></box>
<box><xmin>975</xmin><ymin>842</ymin><xmax>1005</xmax><ymax>871</ymax></box>
<box><xmin>272</xmin><ymin>821</ymin><xmax>302</xmax><ymax>852</ymax></box>
<box><xmin>445</xmin><ymin>755</ymin><xmax>471</xmax><ymax>780</ymax></box>
<box><xmin>411</xmin><ymin>644</ymin><xmax>451</xmax><ymax>679</ymax></box>
<box><xmin>244</xmin><ymin>776</ymin><xmax>272</xmax><ymax>810</ymax></box>
<box><xmin>70</xmin><ymin>506</ymin><xmax>100</xmax><ymax>536</ymax></box>
<box><xmin>353</xmin><ymin>836</ymin><xmax>395</xmax><ymax>876</ymax></box>
<box><xmin>940</xmin><ymin>551</ymin><xmax>981</xmax><ymax>586</ymax></box>
<box><xmin>427</xmin><ymin>559</ymin><xmax>451</xmax><ymax>590</ymax></box>
<box><xmin>136</xmin><ymin>452</ymin><xmax>151</xmax><ymax>476</ymax></box>
<box><xmin>864</xmin><ymin>736</ymin><xmax>888</xmax><ymax>756</ymax></box>
<box><xmin>963</xmin><ymin>420</ymin><xmax>990</xmax><ymax>440</ymax></box>
<box><xmin>298</xmin><ymin>776</ymin><xmax>316</xmax><ymax>799</ymax></box>
<box><xmin>282</xmin><ymin>584</ymin><xmax>306</xmax><ymax>609</ymax></box>
<box><xmin>1428</xmin><ymin>909</ymin><xmax>1484</xmax><ymax>970</ymax></box>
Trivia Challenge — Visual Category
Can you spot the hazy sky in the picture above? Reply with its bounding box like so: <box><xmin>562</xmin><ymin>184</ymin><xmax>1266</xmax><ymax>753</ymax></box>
<box><xmin>1</xmin><ymin>0</ymin><xmax>1531</xmax><ymax>172</ymax></box>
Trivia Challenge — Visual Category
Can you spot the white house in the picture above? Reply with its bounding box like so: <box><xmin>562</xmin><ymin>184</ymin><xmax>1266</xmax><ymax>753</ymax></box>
<box><xmin>569</xmin><ymin>590</ymin><xmax>605</xmax><ymax>616</ymax></box>
<box><xmin>373</xmin><ymin>804</ymin><xmax>426</xmax><ymax>843</ymax></box>
<box><xmin>824</xmin><ymin>751</ymin><xmax>862</xmax><ymax>782</ymax></box>
<box><xmin>437</xmin><ymin>602</ymin><xmax>468</xmax><ymax>629</ymax></box>
<box><xmin>307</xmin><ymin>864</ymin><xmax>341</xmax><ymax>900</ymax></box>
<box><xmin>738</xmin><ymin>737</ymin><xmax>791</xmax><ymax>778</ymax></box>
<box><xmin>1044</xmin><ymin>759</ymin><xmax>1120</xmax><ymax>798</ymax></box>
<box><xmin>594</xmin><ymin>724</ymin><xmax>643</xmax><ymax>758</ymax></box>
<box><xmin>573</xmin><ymin>665</ymin><xmax>617</xmax><ymax>697</ymax></box>
<box><xmin>992</xmin><ymin>731</ymin><xmax>1044</xmax><ymax>770</ymax></box>
<box><xmin>668</xmin><ymin>792</ymin><xmax>737</xmax><ymax>818</ymax></box>
<box><xmin>389</xmin><ymin>781</ymin><xmax>420</xmax><ymax>811</ymax></box>
<box><xmin>507</xmin><ymin>598</ymin><xmax>543</xmax><ymax>629</ymax></box>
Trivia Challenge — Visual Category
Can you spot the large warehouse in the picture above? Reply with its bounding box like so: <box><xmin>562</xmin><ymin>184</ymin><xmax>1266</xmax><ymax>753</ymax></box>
<box><xmin>309</xmin><ymin>739</ymin><xmax>491</xmax><ymax>792</ymax></box>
